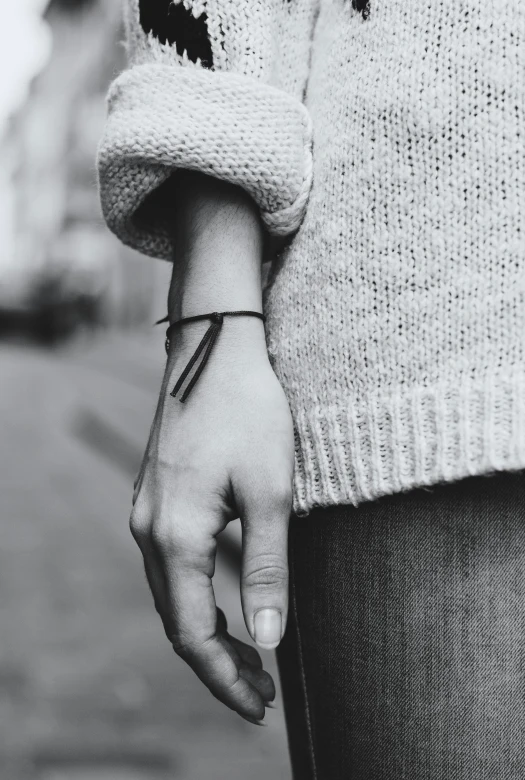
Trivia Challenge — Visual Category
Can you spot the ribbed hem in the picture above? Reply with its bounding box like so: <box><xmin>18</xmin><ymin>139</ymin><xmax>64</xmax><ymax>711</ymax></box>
<box><xmin>291</xmin><ymin>369</ymin><xmax>525</xmax><ymax>517</ymax></box>
<box><xmin>97</xmin><ymin>64</ymin><xmax>313</xmax><ymax>259</ymax></box>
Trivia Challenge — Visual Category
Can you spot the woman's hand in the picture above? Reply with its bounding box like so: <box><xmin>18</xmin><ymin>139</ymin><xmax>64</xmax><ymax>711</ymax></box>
<box><xmin>129</xmin><ymin>315</ymin><xmax>295</xmax><ymax>724</ymax></box>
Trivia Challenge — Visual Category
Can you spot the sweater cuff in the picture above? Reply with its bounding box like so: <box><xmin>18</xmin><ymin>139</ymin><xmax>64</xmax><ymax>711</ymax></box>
<box><xmin>97</xmin><ymin>63</ymin><xmax>314</xmax><ymax>260</ymax></box>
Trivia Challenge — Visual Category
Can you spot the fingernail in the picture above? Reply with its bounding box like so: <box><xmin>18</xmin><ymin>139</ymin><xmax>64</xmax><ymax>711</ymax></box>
<box><xmin>241</xmin><ymin>714</ymin><xmax>267</xmax><ymax>727</ymax></box>
<box><xmin>254</xmin><ymin>608</ymin><xmax>282</xmax><ymax>649</ymax></box>
<box><xmin>265</xmin><ymin>701</ymin><xmax>277</xmax><ymax>709</ymax></box>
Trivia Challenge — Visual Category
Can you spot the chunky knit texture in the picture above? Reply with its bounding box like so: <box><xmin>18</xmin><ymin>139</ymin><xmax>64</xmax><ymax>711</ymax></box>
<box><xmin>98</xmin><ymin>0</ymin><xmax>525</xmax><ymax>517</ymax></box>
<box><xmin>97</xmin><ymin>0</ymin><xmax>316</xmax><ymax>255</ymax></box>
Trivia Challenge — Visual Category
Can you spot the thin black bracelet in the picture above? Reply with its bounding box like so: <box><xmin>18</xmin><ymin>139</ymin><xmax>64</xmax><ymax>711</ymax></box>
<box><xmin>155</xmin><ymin>311</ymin><xmax>266</xmax><ymax>403</ymax></box>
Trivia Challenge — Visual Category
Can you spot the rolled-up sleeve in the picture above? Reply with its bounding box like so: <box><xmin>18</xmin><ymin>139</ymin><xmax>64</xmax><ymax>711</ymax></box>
<box><xmin>97</xmin><ymin>0</ymin><xmax>318</xmax><ymax>260</ymax></box>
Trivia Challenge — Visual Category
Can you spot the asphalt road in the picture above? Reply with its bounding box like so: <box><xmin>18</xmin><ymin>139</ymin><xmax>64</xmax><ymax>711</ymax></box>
<box><xmin>0</xmin><ymin>334</ymin><xmax>290</xmax><ymax>780</ymax></box>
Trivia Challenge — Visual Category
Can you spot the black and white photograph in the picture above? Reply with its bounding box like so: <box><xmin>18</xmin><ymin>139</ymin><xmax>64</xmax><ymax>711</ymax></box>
<box><xmin>1</xmin><ymin>0</ymin><xmax>524</xmax><ymax>777</ymax></box>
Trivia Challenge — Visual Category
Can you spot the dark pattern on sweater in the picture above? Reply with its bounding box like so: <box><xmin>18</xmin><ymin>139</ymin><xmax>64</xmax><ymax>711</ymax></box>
<box><xmin>351</xmin><ymin>0</ymin><xmax>371</xmax><ymax>20</ymax></box>
<box><xmin>139</xmin><ymin>0</ymin><xmax>213</xmax><ymax>67</ymax></box>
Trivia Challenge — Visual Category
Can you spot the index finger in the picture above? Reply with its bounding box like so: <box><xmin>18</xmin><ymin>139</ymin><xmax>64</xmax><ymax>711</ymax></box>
<box><xmin>151</xmin><ymin>516</ymin><xmax>268</xmax><ymax>722</ymax></box>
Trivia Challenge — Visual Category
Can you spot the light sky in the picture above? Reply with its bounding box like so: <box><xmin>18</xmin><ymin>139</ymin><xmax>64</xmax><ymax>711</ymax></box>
<box><xmin>0</xmin><ymin>0</ymin><xmax>51</xmax><ymax>279</ymax></box>
<box><xmin>0</xmin><ymin>0</ymin><xmax>51</xmax><ymax>136</ymax></box>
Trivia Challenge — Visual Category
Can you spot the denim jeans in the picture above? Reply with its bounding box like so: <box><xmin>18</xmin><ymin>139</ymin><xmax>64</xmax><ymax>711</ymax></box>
<box><xmin>276</xmin><ymin>469</ymin><xmax>525</xmax><ymax>779</ymax></box>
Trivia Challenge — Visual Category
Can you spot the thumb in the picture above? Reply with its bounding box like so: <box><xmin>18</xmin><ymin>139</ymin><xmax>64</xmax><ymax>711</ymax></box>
<box><xmin>239</xmin><ymin>486</ymin><xmax>291</xmax><ymax>650</ymax></box>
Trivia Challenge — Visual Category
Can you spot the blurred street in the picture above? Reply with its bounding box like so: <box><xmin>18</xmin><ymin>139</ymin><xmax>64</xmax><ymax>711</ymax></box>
<box><xmin>0</xmin><ymin>335</ymin><xmax>290</xmax><ymax>780</ymax></box>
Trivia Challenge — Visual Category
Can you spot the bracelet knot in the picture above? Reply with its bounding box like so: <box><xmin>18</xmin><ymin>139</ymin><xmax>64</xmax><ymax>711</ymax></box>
<box><xmin>155</xmin><ymin>310</ymin><xmax>265</xmax><ymax>403</ymax></box>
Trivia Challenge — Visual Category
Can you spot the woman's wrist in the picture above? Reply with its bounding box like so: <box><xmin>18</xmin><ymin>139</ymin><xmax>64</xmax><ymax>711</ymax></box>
<box><xmin>165</xmin><ymin>314</ymin><xmax>269</xmax><ymax>371</ymax></box>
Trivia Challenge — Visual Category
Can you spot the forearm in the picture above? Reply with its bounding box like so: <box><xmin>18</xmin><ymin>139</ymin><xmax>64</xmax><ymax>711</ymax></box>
<box><xmin>168</xmin><ymin>170</ymin><xmax>265</xmax><ymax>320</ymax></box>
<box><xmin>165</xmin><ymin>170</ymin><xmax>269</xmax><ymax>360</ymax></box>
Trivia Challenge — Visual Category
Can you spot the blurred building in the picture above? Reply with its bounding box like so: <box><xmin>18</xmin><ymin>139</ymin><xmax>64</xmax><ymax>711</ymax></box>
<box><xmin>0</xmin><ymin>0</ymin><xmax>170</xmax><ymax>337</ymax></box>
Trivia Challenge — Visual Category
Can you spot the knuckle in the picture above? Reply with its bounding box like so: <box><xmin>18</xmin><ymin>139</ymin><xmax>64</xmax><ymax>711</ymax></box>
<box><xmin>170</xmin><ymin>632</ymin><xmax>214</xmax><ymax>661</ymax></box>
<box><xmin>170</xmin><ymin>635</ymin><xmax>194</xmax><ymax>658</ymax></box>
<box><xmin>171</xmin><ymin>639</ymin><xmax>193</xmax><ymax>660</ymax></box>
<box><xmin>150</xmin><ymin>523</ymin><xmax>200</xmax><ymax>562</ymax></box>
<box><xmin>150</xmin><ymin>515</ymin><xmax>213</xmax><ymax>566</ymax></box>
<box><xmin>243</xmin><ymin>555</ymin><xmax>288</xmax><ymax>590</ymax></box>
<box><xmin>225</xmin><ymin>676</ymin><xmax>245</xmax><ymax>698</ymax></box>
<box><xmin>129</xmin><ymin>508</ymin><xmax>149</xmax><ymax>542</ymax></box>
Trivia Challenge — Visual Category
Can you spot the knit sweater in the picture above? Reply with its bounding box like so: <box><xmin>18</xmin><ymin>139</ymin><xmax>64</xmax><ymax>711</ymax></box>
<box><xmin>97</xmin><ymin>0</ymin><xmax>525</xmax><ymax>517</ymax></box>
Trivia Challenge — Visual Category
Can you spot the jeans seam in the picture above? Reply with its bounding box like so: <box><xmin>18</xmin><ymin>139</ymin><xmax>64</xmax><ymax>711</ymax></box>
<box><xmin>291</xmin><ymin>544</ymin><xmax>318</xmax><ymax>780</ymax></box>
